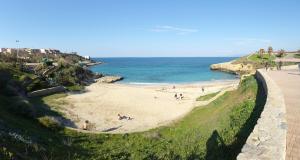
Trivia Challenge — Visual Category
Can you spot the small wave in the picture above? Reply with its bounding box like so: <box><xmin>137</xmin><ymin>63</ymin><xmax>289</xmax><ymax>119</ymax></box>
<box><xmin>128</xmin><ymin>82</ymin><xmax>171</xmax><ymax>85</ymax></box>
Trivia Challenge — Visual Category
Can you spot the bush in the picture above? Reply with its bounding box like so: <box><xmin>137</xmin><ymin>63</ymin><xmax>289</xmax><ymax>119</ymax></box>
<box><xmin>38</xmin><ymin>116</ymin><xmax>62</xmax><ymax>131</ymax></box>
<box><xmin>0</xmin><ymin>147</ymin><xmax>14</xmax><ymax>160</ymax></box>
<box><xmin>19</xmin><ymin>75</ymin><xmax>31</xmax><ymax>82</ymax></box>
<box><xmin>66</xmin><ymin>85</ymin><xmax>84</xmax><ymax>91</ymax></box>
<box><xmin>26</xmin><ymin>79</ymin><xmax>49</xmax><ymax>92</ymax></box>
<box><xmin>9</xmin><ymin>99</ymin><xmax>36</xmax><ymax>118</ymax></box>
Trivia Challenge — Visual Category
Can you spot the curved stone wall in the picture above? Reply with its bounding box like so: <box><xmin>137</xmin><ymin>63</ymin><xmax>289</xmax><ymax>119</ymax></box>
<box><xmin>237</xmin><ymin>69</ymin><xmax>287</xmax><ymax>160</ymax></box>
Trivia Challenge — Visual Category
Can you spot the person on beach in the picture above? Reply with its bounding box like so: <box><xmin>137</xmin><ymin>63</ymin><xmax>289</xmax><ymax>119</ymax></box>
<box><xmin>174</xmin><ymin>93</ymin><xmax>178</xmax><ymax>99</ymax></box>
<box><xmin>279</xmin><ymin>61</ymin><xmax>282</xmax><ymax>70</ymax></box>
<box><xmin>173</xmin><ymin>85</ymin><xmax>176</xmax><ymax>89</ymax></box>
<box><xmin>118</xmin><ymin>114</ymin><xmax>133</xmax><ymax>120</ymax></box>
<box><xmin>118</xmin><ymin>114</ymin><xmax>123</xmax><ymax>120</ymax></box>
<box><xmin>179</xmin><ymin>93</ymin><xmax>183</xmax><ymax>100</ymax></box>
<box><xmin>202</xmin><ymin>87</ymin><xmax>205</xmax><ymax>92</ymax></box>
<box><xmin>83</xmin><ymin>120</ymin><xmax>89</xmax><ymax>130</ymax></box>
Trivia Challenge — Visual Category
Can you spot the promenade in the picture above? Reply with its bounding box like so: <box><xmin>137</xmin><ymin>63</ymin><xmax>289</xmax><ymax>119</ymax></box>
<box><xmin>266</xmin><ymin>66</ymin><xmax>300</xmax><ymax>160</ymax></box>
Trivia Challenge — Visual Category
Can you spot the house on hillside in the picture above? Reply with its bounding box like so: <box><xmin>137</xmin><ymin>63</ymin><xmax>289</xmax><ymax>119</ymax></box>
<box><xmin>84</xmin><ymin>56</ymin><xmax>90</xmax><ymax>60</ymax></box>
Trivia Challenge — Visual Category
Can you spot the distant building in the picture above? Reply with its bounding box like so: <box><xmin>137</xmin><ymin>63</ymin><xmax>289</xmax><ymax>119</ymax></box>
<box><xmin>40</xmin><ymin>49</ymin><xmax>46</xmax><ymax>54</ymax></box>
<box><xmin>2</xmin><ymin>48</ymin><xmax>15</xmax><ymax>54</ymax></box>
<box><xmin>24</xmin><ymin>48</ymin><xmax>32</xmax><ymax>54</ymax></box>
<box><xmin>0</xmin><ymin>48</ymin><xmax>61</xmax><ymax>55</ymax></box>
<box><xmin>84</xmin><ymin>56</ymin><xmax>90</xmax><ymax>60</ymax></box>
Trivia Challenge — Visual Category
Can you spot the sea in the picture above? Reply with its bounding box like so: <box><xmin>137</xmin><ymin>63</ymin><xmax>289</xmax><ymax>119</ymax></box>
<box><xmin>90</xmin><ymin>57</ymin><xmax>237</xmax><ymax>84</ymax></box>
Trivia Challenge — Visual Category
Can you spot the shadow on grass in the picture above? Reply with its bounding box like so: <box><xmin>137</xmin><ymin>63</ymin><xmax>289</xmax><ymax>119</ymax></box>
<box><xmin>205</xmin><ymin>77</ymin><xmax>267</xmax><ymax>160</ymax></box>
<box><xmin>0</xmin><ymin>94</ymin><xmax>91</xmax><ymax>159</ymax></box>
<box><xmin>102</xmin><ymin>125</ymin><xmax>123</xmax><ymax>132</ymax></box>
<box><xmin>29</xmin><ymin>95</ymin><xmax>77</xmax><ymax>128</ymax></box>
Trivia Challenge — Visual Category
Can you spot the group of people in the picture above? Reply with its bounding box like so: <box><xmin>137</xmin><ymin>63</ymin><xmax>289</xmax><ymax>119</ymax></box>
<box><xmin>118</xmin><ymin>114</ymin><xmax>133</xmax><ymax>120</ymax></box>
<box><xmin>81</xmin><ymin>113</ymin><xmax>134</xmax><ymax>130</ymax></box>
<box><xmin>174</xmin><ymin>93</ymin><xmax>184</xmax><ymax>100</ymax></box>
<box><xmin>264</xmin><ymin>61</ymin><xmax>283</xmax><ymax>71</ymax></box>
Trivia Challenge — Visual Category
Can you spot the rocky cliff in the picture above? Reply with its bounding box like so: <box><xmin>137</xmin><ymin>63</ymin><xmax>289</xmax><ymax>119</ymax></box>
<box><xmin>96</xmin><ymin>76</ymin><xmax>123</xmax><ymax>83</ymax></box>
<box><xmin>210</xmin><ymin>61</ymin><xmax>255</xmax><ymax>75</ymax></box>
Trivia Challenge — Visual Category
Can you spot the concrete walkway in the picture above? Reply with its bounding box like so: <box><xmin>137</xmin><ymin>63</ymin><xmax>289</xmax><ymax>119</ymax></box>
<box><xmin>266</xmin><ymin>66</ymin><xmax>300</xmax><ymax>160</ymax></box>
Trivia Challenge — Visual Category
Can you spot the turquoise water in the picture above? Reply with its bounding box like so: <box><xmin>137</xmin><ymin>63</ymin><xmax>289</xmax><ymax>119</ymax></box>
<box><xmin>90</xmin><ymin>57</ymin><xmax>237</xmax><ymax>84</ymax></box>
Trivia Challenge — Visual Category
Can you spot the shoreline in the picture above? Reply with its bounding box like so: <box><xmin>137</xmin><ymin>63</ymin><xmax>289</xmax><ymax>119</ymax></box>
<box><xmin>57</xmin><ymin>79</ymin><xmax>239</xmax><ymax>133</ymax></box>
<box><xmin>119</xmin><ymin>78</ymin><xmax>239</xmax><ymax>86</ymax></box>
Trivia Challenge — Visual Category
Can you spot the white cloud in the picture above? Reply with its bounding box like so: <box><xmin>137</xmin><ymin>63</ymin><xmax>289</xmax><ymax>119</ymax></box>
<box><xmin>150</xmin><ymin>25</ymin><xmax>198</xmax><ymax>35</ymax></box>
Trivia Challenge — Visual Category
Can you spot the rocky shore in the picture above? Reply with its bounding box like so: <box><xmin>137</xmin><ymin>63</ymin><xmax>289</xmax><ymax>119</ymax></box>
<box><xmin>86</xmin><ymin>61</ymin><xmax>102</xmax><ymax>66</ymax></box>
<box><xmin>210</xmin><ymin>60</ymin><xmax>255</xmax><ymax>75</ymax></box>
<box><xmin>96</xmin><ymin>76</ymin><xmax>123</xmax><ymax>83</ymax></box>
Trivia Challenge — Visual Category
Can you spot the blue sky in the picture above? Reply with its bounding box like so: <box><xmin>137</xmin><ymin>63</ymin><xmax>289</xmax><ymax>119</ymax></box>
<box><xmin>0</xmin><ymin>0</ymin><xmax>299</xmax><ymax>57</ymax></box>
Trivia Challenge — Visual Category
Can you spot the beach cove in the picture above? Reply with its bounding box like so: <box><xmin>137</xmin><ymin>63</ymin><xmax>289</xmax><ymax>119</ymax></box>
<box><xmin>57</xmin><ymin>79</ymin><xmax>239</xmax><ymax>133</ymax></box>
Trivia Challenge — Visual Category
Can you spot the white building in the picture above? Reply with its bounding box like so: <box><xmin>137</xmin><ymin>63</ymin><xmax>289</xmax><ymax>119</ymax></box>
<box><xmin>40</xmin><ymin>49</ymin><xmax>46</xmax><ymax>54</ymax></box>
<box><xmin>84</xmin><ymin>56</ymin><xmax>90</xmax><ymax>60</ymax></box>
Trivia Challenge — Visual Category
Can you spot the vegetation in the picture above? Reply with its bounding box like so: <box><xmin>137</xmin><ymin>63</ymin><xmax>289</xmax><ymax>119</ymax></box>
<box><xmin>267</xmin><ymin>46</ymin><xmax>273</xmax><ymax>56</ymax></box>
<box><xmin>247</xmin><ymin>53</ymin><xmax>275</xmax><ymax>62</ymax></box>
<box><xmin>196</xmin><ymin>91</ymin><xmax>220</xmax><ymax>101</ymax></box>
<box><xmin>294</xmin><ymin>54</ymin><xmax>300</xmax><ymax>59</ymax></box>
<box><xmin>258</xmin><ymin>48</ymin><xmax>265</xmax><ymax>58</ymax></box>
<box><xmin>277</xmin><ymin>49</ymin><xmax>285</xmax><ymax>57</ymax></box>
<box><xmin>0</xmin><ymin>75</ymin><xmax>266</xmax><ymax>159</ymax></box>
<box><xmin>0</xmin><ymin>51</ymin><xmax>96</xmax><ymax>93</ymax></box>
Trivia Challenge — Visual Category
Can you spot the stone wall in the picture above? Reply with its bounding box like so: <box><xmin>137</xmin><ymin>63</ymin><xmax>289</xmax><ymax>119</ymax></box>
<box><xmin>237</xmin><ymin>69</ymin><xmax>287</xmax><ymax>160</ymax></box>
<box><xmin>27</xmin><ymin>86</ymin><xmax>65</xmax><ymax>97</ymax></box>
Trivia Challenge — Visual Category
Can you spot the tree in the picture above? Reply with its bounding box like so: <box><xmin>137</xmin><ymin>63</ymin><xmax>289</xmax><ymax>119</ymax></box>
<box><xmin>258</xmin><ymin>49</ymin><xmax>265</xmax><ymax>58</ymax></box>
<box><xmin>268</xmin><ymin>46</ymin><xmax>273</xmax><ymax>56</ymax></box>
<box><xmin>278</xmin><ymin>49</ymin><xmax>285</xmax><ymax>57</ymax></box>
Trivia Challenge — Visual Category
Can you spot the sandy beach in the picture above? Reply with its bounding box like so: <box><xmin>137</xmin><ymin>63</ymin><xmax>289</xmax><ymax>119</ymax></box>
<box><xmin>60</xmin><ymin>80</ymin><xmax>239</xmax><ymax>133</ymax></box>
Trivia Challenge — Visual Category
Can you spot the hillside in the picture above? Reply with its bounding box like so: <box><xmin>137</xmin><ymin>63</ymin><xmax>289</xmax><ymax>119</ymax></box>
<box><xmin>210</xmin><ymin>54</ymin><xmax>275</xmax><ymax>75</ymax></box>
<box><xmin>0</xmin><ymin>66</ymin><xmax>266</xmax><ymax>159</ymax></box>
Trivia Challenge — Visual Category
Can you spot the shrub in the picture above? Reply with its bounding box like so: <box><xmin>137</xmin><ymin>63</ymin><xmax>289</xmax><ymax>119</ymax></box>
<box><xmin>66</xmin><ymin>85</ymin><xmax>84</xmax><ymax>91</ymax></box>
<box><xmin>0</xmin><ymin>147</ymin><xmax>14</xmax><ymax>160</ymax></box>
<box><xmin>26</xmin><ymin>79</ymin><xmax>49</xmax><ymax>92</ymax></box>
<box><xmin>9</xmin><ymin>99</ymin><xmax>36</xmax><ymax>118</ymax></box>
<box><xmin>19</xmin><ymin>75</ymin><xmax>31</xmax><ymax>82</ymax></box>
<box><xmin>38</xmin><ymin>116</ymin><xmax>62</xmax><ymax>131</ymax></box>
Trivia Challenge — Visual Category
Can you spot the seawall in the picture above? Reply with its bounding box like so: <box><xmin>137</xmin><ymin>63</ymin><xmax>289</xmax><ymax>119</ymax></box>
<box><xmin>237</xmin><ymin>69</ymin><xmax>287</xmax><ymax>160</ymax></box>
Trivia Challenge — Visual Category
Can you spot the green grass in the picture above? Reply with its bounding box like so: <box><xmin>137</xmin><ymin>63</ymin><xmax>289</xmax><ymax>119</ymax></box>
<box><xmin>196</xmin><ymin>91</ymin><xmax>220</xmax><ymax>101</ymax></box>
<box><xmin>66</xmin><ymin>85</ymin><xmax>85</xmax><ymax>91</ymax></box>
<box><xmin>247</xmin><ymin>54</ymin><xmax>275</xmax><ymax>62</ymax></box>
<box><xmin>1</xmin><ymin>76</ymin><xmax>266</xmax><ymax>160</ymax></box>
<box><xmin>294</xmin><ymin>54</ymin><xmax>300</xmax><ymax>59</ymax></box>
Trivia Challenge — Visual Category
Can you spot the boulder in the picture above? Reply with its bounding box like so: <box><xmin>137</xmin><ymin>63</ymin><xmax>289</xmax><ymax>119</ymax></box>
<box><xmin>96</xmin><ymin>76</ymin><xmax>123</xmax><ymax>83</ymax></box>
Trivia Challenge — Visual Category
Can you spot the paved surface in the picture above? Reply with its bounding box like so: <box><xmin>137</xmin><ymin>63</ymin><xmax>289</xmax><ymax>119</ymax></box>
<box><xmin>266</xmin><ymin>66</ymin><xmax>300</xmax><ymax>160</ymax></box>
<box><xmin>238</xmin><ymin>69</ymin><xmax>287</xmax><ymax>160</ymax></box>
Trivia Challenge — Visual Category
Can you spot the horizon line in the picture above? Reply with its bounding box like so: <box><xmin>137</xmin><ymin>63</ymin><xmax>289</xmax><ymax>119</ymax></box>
<box><xmin>91</xmin><ymin>56</ymin><xmax>241</xmax><ymax>58</ymax></box>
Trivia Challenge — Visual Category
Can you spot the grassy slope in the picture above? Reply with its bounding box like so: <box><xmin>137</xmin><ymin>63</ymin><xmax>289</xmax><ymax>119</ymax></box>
<box><xmin>196</xmin><ymin>91</ymin><xmax>220</xmax><ymax>101</ymax></box>
<box><xmin>247</xmin><ymin>54</ymin><xmax>275</xmax><ymax>62</ymax></box>
<box><xmin>294</xmin><ymin>54</ymin><xmax>300</xmax><ymax>59</ymax></box>
<box><xmin>1</xmin><ymin>76</ymin><xmax>266</xmax><ymax>160</ymax></box>
<box><xmin>232</xmin><ymin>53</ymin><xmax>277</xmax><ymax>70</ymax></box>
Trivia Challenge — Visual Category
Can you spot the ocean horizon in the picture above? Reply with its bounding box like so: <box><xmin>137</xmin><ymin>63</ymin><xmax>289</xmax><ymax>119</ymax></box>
<box><xmin>90</xmin><ymin>57</ymin><xmax>238</xmax><ymax>83</ymax></box>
